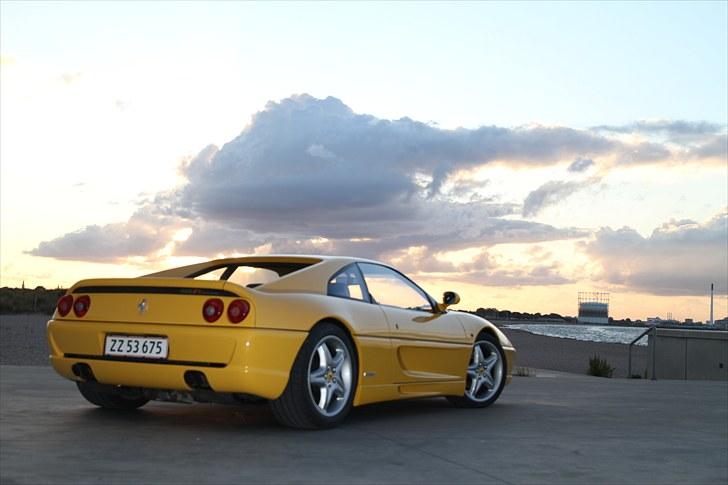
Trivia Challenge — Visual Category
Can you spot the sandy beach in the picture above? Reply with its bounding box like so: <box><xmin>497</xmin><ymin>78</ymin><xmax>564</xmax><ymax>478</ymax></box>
<box><xmin>1</xmin><ymin>314</ymin><xmax>648</xmax><ymax>378</ymax></box>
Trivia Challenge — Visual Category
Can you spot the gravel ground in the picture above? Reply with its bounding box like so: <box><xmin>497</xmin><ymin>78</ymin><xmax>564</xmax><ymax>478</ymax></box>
<box><xmin>0</xmin><ymin>314</ymin><xmax>51</xmax><ymax>366</ymax></box>
<box><xmin>0</xmin><ymin>313</ymin><xmax>648</xmax><ymax>377</ymax></box>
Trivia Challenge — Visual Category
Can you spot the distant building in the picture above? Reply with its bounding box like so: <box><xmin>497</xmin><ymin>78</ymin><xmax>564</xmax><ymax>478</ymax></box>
<box><xmin>578</xmin><ymin>292</ymin><xmax>609</xmax><ymax>324</ymax></box>
<box><xmin>647</xmin><ymin>316</ymin><xmax>679</xmax><ymax>325</ymax></box>
<box><xmin>683</xmin><ymin>318</ymin><xmax>694</xmax><ymax>325</ymax></box>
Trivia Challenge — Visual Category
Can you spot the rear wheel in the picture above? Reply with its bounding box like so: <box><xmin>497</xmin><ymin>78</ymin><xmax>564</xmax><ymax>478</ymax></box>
<box><xmin>76</xmin><ymin>382</ymin><xmax>149</xmax><ymax>410</ymax></box>
<box><xmin>269</xmin><ymin>323</ymin><xmax>357</xmax><ymax>429</ymax></box>
<box><xmin>447</xmin><ymin>332</ymin><xmax>506</xmax><ymax>408</ymax></box>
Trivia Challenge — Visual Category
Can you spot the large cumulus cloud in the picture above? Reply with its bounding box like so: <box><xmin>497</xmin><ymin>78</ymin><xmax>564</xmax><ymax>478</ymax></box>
<box><xmin>32</xmin><ymin>95</ymin><xmax>608</xmax><ymax>261</ymax></box>
<box><xmin>29</xmin><ymin>95</ymin><xmax>726</xmax><ymax>292</ymax></box>
<box><xmin>175</xmin><ymin>94</ymin><xmax>619</xmax><ymax>230</ymax></box>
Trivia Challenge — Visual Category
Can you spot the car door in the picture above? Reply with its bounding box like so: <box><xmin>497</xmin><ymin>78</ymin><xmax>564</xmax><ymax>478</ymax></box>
<box><xmin>357</xmin><ymin>263</ymin><xmax>470</xmax><ymax>383</ymax></box>
<box><xmin>326</xmin><ymin>264</ymin><xmax>397</xmax><ymax>392</ymax></box>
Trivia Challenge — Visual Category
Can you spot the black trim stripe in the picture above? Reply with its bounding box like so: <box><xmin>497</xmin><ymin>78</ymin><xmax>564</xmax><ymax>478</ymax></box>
<box><xmin>353</xmin><ymin>334</ymin><xmax>472</xmax><ymax>346</ymax></box>
<box><xmin>73</xmin><ymin>286</ymin><xmax>238</xmax><ymax>297</ymax></box>
<box><xmin>64</xmin><ymin>353</ymin><xmax>227</xmax><ymax>368</ymax></box>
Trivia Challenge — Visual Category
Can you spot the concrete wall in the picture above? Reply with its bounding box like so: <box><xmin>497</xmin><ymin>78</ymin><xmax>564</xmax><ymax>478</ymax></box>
<box><xmin>648</xmin><ymin>329</ymin><xmax>727</xmax><ymax>380</ymax></box>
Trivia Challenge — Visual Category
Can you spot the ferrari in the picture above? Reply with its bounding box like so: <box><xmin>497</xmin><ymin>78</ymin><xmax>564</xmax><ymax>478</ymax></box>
<box><xmin>47</xmin><ymin>255</ymin><xmax>516</xmax><ymax>428</ymax></box>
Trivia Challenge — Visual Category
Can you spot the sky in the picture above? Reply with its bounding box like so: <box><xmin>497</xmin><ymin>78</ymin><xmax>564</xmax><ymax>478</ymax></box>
<box><xmin>1</xmin><ymin>1</ymin><xmax>727</xmax><ymax>321</ymax></box>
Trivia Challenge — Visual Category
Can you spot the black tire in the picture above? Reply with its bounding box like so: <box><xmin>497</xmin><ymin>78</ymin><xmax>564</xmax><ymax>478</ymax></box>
<box><xmin>447</xmin><ymin>332</ymin><xmax>507</xmax><ymax>408</ymax></box>
<box><xmin>76</xmin><ymin>382</ymin><xmax>149</xmax><ymax>410</ymax></box>
<box><xmin>269</xmin><ymin>323</ymin><xmax>358</xmax><ymax>429</ymax></box>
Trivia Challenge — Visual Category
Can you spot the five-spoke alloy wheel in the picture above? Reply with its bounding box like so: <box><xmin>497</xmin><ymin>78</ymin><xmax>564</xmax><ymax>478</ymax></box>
<box><xmin>307</xmin><ymin>335</ymin><xmax>353</xmax><ymax>417</ymax></box>
<box><xmin>447</xmin><ymin>332</ymin><xmax>506</xmax><ymax>408</ymax></box>
<box><xmin>270</xmin><ymin>323</ymin><xmax>358</xmax><ymax>429</ymax></box>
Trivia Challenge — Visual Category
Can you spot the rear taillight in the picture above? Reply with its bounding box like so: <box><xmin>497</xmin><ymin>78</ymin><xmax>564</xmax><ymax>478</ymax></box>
<box><xmin>227</xmin><ymin>299</ymin><xmax>250</xmax><ymax>324</ymax></box>
<box><xmin>73</xmin><ymin>295</ymin><xmax>91</xmax><ymax>317</ymax></box>
<box><xmin>57</xmin><ymin>295</ymin><xmax>73</xmax><ymax>317</ymax></box>
<box><xmin>202</xmin><ymin>298</ymin><xmax>223</xmax><ymax>322</ymax></box>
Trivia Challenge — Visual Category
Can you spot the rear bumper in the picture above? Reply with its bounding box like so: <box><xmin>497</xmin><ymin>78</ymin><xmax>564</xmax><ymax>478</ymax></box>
<box><xmin>47</xmin><ymin>319</ymin><xmax>306</xmax><ymax>399</ymax></box>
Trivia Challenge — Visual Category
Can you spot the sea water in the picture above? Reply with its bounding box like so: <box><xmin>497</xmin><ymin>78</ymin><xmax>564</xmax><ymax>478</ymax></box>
<box><xmin>504</xmin><ymin>323</ymin><xmax>650</xmax><ymax>346</ymax></box>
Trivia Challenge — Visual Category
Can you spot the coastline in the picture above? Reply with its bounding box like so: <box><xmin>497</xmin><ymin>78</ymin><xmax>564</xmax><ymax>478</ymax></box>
<box><xmin>501</xmin><ymin>327</ymin><xmax>648</xmax><ymax>378</ymax></box>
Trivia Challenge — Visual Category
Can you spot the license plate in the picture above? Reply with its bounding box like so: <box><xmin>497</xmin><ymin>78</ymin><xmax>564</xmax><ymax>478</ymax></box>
<box><xmin>104</xmin><ymin>335</ymin><xmax>168</xmax><ymax>359</ymax></box>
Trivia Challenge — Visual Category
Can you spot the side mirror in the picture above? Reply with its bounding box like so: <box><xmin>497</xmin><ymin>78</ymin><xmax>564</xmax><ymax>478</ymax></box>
<box><xmin>437</xmin><ymin>291</ymin><xmax>460</xmax><ymax>312</ymax></box>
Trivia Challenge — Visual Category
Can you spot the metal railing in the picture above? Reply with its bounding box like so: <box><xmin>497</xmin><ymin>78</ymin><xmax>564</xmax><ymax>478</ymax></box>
<box><xmin>628</xmin><ymin>326</ymin><xmax>657</xmax><ymax>380</ymax></box>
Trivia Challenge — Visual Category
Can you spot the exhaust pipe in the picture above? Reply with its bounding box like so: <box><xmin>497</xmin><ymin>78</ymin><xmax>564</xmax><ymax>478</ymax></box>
<box><xmin>71</xmin><ymin>363</ymin><xmax>96</xmax><ymax>382</ymax></box>
<box><xmin>184</xmin><ymin>370</ymin><xmax>211</xmax><ymax>390</ymax></box>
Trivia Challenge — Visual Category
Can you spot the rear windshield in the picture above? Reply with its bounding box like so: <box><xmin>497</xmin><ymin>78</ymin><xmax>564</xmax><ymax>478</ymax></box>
<box><xmin>187</xmin><ymin>262</ymin><xmax>311</xmax><ymax>289</ymax></box>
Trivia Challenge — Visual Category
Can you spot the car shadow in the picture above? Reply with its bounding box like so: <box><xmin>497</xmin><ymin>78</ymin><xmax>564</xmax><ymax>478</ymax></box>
<box><xmin>75</xmin><ymin>401</ymin><xmax>278</xmax><ymax>432</ymax></box>
<box><xmin>68</xmin><ymin>396</ymin><xmax>515</xmax><ymax>433</ymax></box>
<box><xmin>347</xmin><ymin>396</ymin><xmax>515</xmax><ymax>425</ymax></box>
<box><xmin>348</xmin><ymin>397</ymin><xmax>451</xmax><ymax>421</ymax></box>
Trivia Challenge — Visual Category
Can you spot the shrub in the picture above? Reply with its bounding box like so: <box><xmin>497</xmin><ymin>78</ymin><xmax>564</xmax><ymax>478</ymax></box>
<box><xmin>587</xmin><ymin>354</ymin><xmax>614</xmax><ymax>378</ymax></box>
<box><xmin>0</xmin><ymin>287</ymin><xmax>66</xmax><ymax>314</ymax></box>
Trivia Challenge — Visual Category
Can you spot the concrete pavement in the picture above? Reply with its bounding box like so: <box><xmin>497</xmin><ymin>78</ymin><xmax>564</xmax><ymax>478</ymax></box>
<box><xmin>1</xmin><ymin>365</ymin><xmax>726</xmax><ymax>484</ymax></box>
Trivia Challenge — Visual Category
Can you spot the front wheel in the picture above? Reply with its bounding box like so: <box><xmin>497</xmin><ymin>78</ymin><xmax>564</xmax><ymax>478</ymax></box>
<box><xmin>447</xmin><ymin>333</ymin><xmax>506</xmax><ymax>408</ymax></box>
<box><xmin>76</xmin><ymin>382</ymin><xmax>149</xmax><ymax>410</ymax></box>
<box><xmin>269</xmin><ymin>323</ymin><xmax>358</xmax><ymax>429</ymax></box>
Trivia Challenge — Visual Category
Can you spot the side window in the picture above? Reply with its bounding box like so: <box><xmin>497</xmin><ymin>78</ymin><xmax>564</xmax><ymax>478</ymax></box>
<box><xmin>327</xmin><ymin>265</ymin><xmax>368</xmax><ymax>301</ymax></box>
<box><xmin>358</xmin><ymin>263</ymin><xmax>432</xmax><ymax>311</ymax></box>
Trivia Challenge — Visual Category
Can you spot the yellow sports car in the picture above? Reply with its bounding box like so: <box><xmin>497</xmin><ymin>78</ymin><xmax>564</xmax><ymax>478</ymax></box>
<box><xmin>48</xmin><ymin>255</ymin><xmax>516</xmax><ymax>429</ymax></box>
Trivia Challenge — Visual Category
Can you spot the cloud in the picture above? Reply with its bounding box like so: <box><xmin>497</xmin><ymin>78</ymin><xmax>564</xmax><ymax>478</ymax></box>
<box><xmin>29</xmin><ymin>212</ymin><xmax>181</xmax><ymax>262</ymax></box>
<box><xmin>584</xmin><ymin>212</ymin><xmax>728</xmax><ymax>296</ymax></box>
<box><xmin>592</xmin><ymin>120</ymin><xmax>728</xmax><ymax>165</ymax></box>
<box><xmin>615</xmin><ymin>141</ymin><xmax>673</xmax><ymax>164</ymax></box>
<box><xmin>29</xmin><ymin>94</ymin><xmax>722</xmax><ymax>277</ymax></box>
<box><xmin>522</xmin><ymin>178</ymin><xmax>599</xmax><ymax>217</ymax></box>
<box><xmin>174</xmin><ymin>94</ymin><xmax>705</xmax><ymax>231</ymax></box>
<box><xmin>567</xmin><ymin>157</ymin><xmax>595</xmax><ymax>173</ymax></box>
<box><xmin>389</xmin><ymin>247</ymin><xmax>572</xmax><ymax>287</ymax></box>
<box><xmin>306</xmin><ymin>143</ymin><xmax>336</xmax><ymax>160</ymax></box>
<box><xmin>172</xmin><ymin>199</ymin><xmax>584</xmax><ymax>261</ymax></box>
<box><xmin>592</xmin><ymin>120</ymin><xmax>724</xmax><ymax>137</ymax></box>
<box><xmin>687</xmin><ymin>133</ymin><xmax>728</xmax><ymax>160</ymax></box>
<box><xmin>175</xmin><ymin>94</ymin><xmax>623</xmax><ymax>228</ymax></box>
